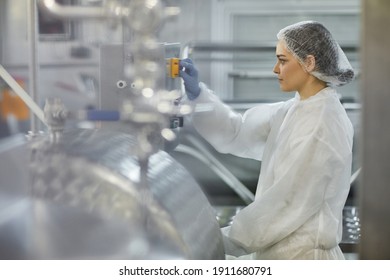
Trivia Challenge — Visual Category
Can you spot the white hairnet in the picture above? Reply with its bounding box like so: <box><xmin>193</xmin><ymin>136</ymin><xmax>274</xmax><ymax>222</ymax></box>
<box><xmin>277</xmin><ymin>21</ymin><xmax>354</xmax><ymax>87</ymax></box>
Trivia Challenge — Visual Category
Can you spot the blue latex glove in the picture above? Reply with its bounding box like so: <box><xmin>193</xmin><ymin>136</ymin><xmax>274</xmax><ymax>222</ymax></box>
<box><xmin>179</xmin><ymin>58</ymin><xmax>201</xmax><ymax>100</ymax></box>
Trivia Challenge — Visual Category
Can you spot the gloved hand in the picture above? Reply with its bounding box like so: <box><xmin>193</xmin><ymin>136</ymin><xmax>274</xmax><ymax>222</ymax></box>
<box><xmin>179</xmin><ymin>58</ymin><xmax>201</xmax><ymax>100</ymax></box>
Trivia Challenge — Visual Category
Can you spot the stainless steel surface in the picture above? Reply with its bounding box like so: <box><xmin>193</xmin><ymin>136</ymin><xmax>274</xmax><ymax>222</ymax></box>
<box><xmin>359</xmin><ymin>0</ymin><xmax>390</xmax><ymax>259</ymax></box>
<box><xmin>0</xmin><ymin>127</ymin><xmax>224</xmax><ymax>259</ymax></box>
<box><xmin>1</xmin><ymin>0</ymin><xmax>218</xmax><ymax>259</ymax></box>
<box><xmin>0</xmin><ymin>197</ymin><xmax>182</xmax><ymax>259</ymax></box>
<box><xmin>99</xmin><ymin>43</ymin><xmax>181</xmax><ymax>111</ymax></box>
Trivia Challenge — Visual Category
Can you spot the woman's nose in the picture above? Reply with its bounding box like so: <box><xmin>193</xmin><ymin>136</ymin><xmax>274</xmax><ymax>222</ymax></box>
<box><xmin>273</xmin><ymin>63</ymin><xmax>279</xmax><ymax>74</ymax></box>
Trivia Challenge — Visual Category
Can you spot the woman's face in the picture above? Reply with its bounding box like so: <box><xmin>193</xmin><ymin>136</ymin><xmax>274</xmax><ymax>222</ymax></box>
<box><xmin>273</xmin><ymin>40</ymin><xmax>310</xmax><ymax>93</ymax></box>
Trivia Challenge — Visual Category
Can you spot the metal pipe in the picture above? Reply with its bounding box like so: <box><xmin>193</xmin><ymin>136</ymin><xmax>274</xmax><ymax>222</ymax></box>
<box><xmin>0</xmin><ymin>65</ymin><xmax>45</xmax><ymax>124</ymax></box>
<box><xmin>175</xmin><ymin>142</ymin><xmax>255</xmax><ymax>205</ymax></box>
<box><xmin>27</xmin><ymin>0</ymin><xmax>42</xmax><ymax>134</ymax></box>
<box><xmin>184</xmin><ymin>41</ymin><xmax>358</xmax><ymax>53</ymax></box>
<box><xmin>350</xmin><ymin>167</ymin><xmax>361</xmax><ymax>185</ymax></box>
<box><xmin>37</xmin><ymin>0</ymin><xmax>105</xmax><ymax>19</ymax></box>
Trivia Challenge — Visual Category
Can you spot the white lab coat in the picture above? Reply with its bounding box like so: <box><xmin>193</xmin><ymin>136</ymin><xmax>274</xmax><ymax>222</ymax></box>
<box><xmin>187</xmin><ymin>83</ymin><xmax>353</xmax><ymax>259</ymax></box>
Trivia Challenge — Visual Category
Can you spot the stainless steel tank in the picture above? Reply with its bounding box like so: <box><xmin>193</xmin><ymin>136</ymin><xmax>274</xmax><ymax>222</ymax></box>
<box><xmin>0</xmin><ymin>126</ymin><xmax>225</xmax><ymax>259</ymax></box>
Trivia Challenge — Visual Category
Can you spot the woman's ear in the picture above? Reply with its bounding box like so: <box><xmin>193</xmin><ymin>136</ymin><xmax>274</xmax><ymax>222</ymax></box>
<box><xmin>305</xmin><ymin>55</ymin><xmax>316</xmax><ymax>72</ymax></box>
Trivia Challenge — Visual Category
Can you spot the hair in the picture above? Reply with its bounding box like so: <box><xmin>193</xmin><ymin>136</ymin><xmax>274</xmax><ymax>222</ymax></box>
<box><xmin>277</xmin><ymin>21</ymin><xmax>354</xmax><ymax>87</ymax></box>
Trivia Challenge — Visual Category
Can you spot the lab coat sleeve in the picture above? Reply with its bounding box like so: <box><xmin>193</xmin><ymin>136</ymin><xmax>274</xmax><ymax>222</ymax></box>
<box><xmin>220</xmin><ymin>226</ymin><xmax>250</xmax><ymax>257</ymax></box>
<box><xmin>187</xmin><ymin>83</ymin><xmax>284</xmax><ymax>160</ymax></box>
<box><xmin>226</xmin><ymin>129</ymin><xmax>352</xmax><ymax>256</ymax></box>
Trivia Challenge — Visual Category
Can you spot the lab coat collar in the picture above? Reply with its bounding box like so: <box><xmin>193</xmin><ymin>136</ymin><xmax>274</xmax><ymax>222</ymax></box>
<box><xmin>294</xmin><ymin>87</ymin><xmax>337</xmax><ymax>103</ymax></box>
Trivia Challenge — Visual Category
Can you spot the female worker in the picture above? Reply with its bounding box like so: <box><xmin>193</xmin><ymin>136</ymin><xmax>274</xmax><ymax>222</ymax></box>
<box><xmin>179</xmin><ymin>21</ymin><xmax>354</xmax><ymax>259</ymax></box>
